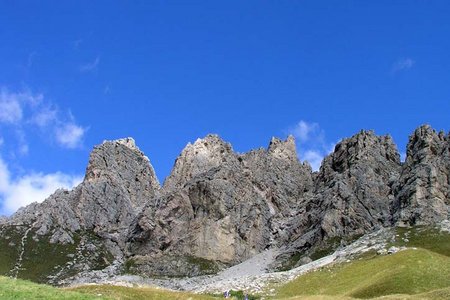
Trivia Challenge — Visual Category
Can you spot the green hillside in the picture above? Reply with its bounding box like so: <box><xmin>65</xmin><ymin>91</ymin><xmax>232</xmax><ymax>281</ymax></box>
<box><xmin>0</xmin><ymin>276</ymin><xmax>101</xmax><ymax>300</ymax></box>
<box><xmin>0</xmin><ymin>276</ymin><xmax>217</xmax><ymax>300</ymax></box>
<box><xmin>1</xmin><ymin>227</ymin><xmax>449</xmax><ymax>299</ymax></box>
<box><xmin>275</xmin><ymin>248</ymin><xmax>450</xmax><ymax>299</ymax></box>
<box><xmin>0</xmin><ymin>225</ymin><xmax>113</xmax><ymax>283</ymax></box>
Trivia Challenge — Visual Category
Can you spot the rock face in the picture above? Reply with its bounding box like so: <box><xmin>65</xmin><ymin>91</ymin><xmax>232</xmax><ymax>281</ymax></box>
<box><xmin>273</xmin><ymin>131</ymin><xmax>402</xmax><ymax>266</ymax></box>
<box><xmin>7</xmin><ymin>138</ymin><xmax>160</xmax><ymax>251</ymax></box>
<box><xmin>313</xmin><ymin>130</ymin><xmax>401</xmax><ymax>239</ymax></box>
<box><xmin>394</xmin><ymin>125</ymin><xmax>450</xmax><ymax>225</ymax></box>
<box><xmin>127</xmin><ymin>135</ymin><xmax>313</xmax><ymax>276</ymax></box>
<box><xmin>0</xmin><ymin>125</ymin><xmax>449</xmax><ymax>283</ymax></box>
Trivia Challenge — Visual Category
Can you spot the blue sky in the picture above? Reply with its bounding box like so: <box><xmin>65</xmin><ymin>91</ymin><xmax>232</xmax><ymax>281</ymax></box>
<box><xmin>0</xmin><ymin>1</ymin><xmax>449</xmax><ymax>215</ymax></box>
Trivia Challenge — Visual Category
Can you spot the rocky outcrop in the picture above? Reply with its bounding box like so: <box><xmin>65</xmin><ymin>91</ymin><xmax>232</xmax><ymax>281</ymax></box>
<box><xmin>1</xmin><ymin>125</ymin><xmax>449</xmax><ymax>284</ymax></box>
<box><xmin>394</xmin><ymin>125</ymin><xmax>450</xmax><ymax>225</ymax></box>
<box><xmin>313</xmin><ymin>130</ymin><xmax>401</xmax><ymax>239</ymax></box>
<box><xmin>8</xmin><ymin>138</ymin><xmax>160</xmax><ymax>251</ymax></box>
<box><xmin>163</xmin><ymin>135</ymin><xmax>236</xmax><ymax>191</ymax></box>
<box><xmin>127</xmin><ymin>135</ymin><xmax>313</xmax><ymax>276</ymax></box>
<box><xmin>0</xmin><ymin>215</ymin><xmax>7</xmax><ymax>224</ymax></box>
<box><xmin>276</xmin><ymin>130</ymin><xmax>402</xmax><ymax>266</ymax></box>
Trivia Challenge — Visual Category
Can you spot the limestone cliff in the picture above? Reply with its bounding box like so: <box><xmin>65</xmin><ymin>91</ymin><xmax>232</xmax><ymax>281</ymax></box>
<box><xmin>0</xmin><ymin>125</ymin><xmax>449</xmax><ymax>283</ymax></box>
<box><xmin>394</xmin><ymin>125</ymin><xmax>450</xmax><ymax>225</ymax></box>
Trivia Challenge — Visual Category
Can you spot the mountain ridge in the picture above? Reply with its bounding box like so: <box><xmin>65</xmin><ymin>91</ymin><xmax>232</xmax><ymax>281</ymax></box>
<box><xmin>0</xmin><ymin>124</ymin><xmax>449</xmax><ymax>284</ymax></box>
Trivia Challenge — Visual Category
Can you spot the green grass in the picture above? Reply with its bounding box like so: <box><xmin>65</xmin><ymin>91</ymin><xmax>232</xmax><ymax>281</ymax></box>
<box><xmin>0</xmin><ymin>226</ymin><xmax>22</xmax><ymax>275</ymax></box>
<box><xmin>0</xmin><ymin>276</ymin><xmax>102</xmax><ymax>299</ymax></box>
<box><xmin>0</xmin><ymin>226</ymin><xmax>114</xmax><ymax>283</ymax></box>
<box><xmin>2</xmin><ymin>226</ymin><xmax>450</xmax><ymax>299</ymax></box>
<box><xmin>69</xmin><ymin>285</ymin><xmax>218</xmax><ymax>300</ymax></box>
<box><xmin>275</xmin><ymin>248</ymin><xmax>450</xmax><ymax>299</ymax></box>
<box><xmin>389</xmin><ymin>226</ymin><xmax>450</xmax><ymax>256</ymax></box>
<box><xmin>186</xmin><ymin>255</ymin><xmax>221</xmax><ymax>274</ymax></box>
<box><xmin>0</xmin><ymin>276</ymin><xmax>218</xmax><ymax>300</ymax></box>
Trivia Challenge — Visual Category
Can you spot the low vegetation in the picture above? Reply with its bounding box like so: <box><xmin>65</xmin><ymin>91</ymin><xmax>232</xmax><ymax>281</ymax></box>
<box><xmin>68</xmin><ymin>285</ymin><xmax>216</xmax><ymax>300</ymax></box>
<box><xmin>1</xmin><ymin>226</ymin><xmax>449</xmax><ymax>299</ymax></box>
<box><xmin>0</xmin><ymin>226</ymin><xmax>114</xmax><ymax>283</ymax></box>
<box><xmin>389</xmin><ymin>226</ymin><xmax>450</xmax><ymax>256</ymax></box>
<box><xmin>0</xmin><ymin>276</ymin><xmax>99</xmax><ymax>300</ymax></box>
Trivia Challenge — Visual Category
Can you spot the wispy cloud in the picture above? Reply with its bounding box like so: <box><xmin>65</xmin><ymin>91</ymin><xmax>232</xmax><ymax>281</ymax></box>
<box><xmin>0</xmin><ymin>94</ymin><xmax>23</xmax><ymax>124</ymax></box>
<box><xmin>0</xmin><ymin>87</ymin><xmax>86</xmax><ymax>215</ymax></box>
<box><xmin>55</xmin><ymin>123</ymin><xmax>86</xmax><ymax>149</ymax></box>
<box><xmin>392</xmin><ymin>58</ymin><xmax>415</xmax><ymax>73</ymax></box>
<box><xmin>0</xmin><ymin>87</ymin><xmax>87</xmax><ymax>153</ymax></box>
<box><xmin>0</xmin><ymin>155</ymin><xmax>82</xmax><ymax>215</ymax></box>
<box><xmin>290</xmin><ymin>120</ymin><xmax>323</xmax><ymax>143</ymax></box>
<box><xmin>288</xmin><ymin>120</ymin><xmax>335</xmax><ymax>171</ymax></box>
<box><xmin>31</xmin><ymin>105</ymin><xmax>58</xmax><ymax>127</ymax></box>
<box><xmin>79</xmin><ymin>56</ymin><xmax>100</xmax><ymax>72</ymax></box>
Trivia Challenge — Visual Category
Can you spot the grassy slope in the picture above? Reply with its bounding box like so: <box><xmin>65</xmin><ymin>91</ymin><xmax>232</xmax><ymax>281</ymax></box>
<box><xmin>0</xmin><ymin>276</ymin><xmax>101</xmax><ymax>300</ymax></box>
<box><xmin>0</xmin><ymin>277</ymin><xmax>216</xmax><ymax>300</ymax></box>
<box><xmin>275</xmin><ymin>227</ymin><xmax>450</xmax><ymax>299</ymax></box>
<box><xmin>275</xmin><ymin>249</ymin><xmax>450</xmax><ymax>299</ymax></box>
<box><xmin>0</xmin><ymin>226</ymin><xmax>113</xmax><ymax>283</ymax></box>
<box><xmin>68</xmin><ymin>285</ymin><xmax>216</xmax><ymax>300</ymax></box>
<box><xmin>2</xmin><ymin>227</ymin><xmax>449</xmax><ymax>300</ymax></box>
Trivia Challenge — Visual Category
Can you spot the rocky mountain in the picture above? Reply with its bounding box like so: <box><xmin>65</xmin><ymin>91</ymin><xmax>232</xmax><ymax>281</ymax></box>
<box><xmin>394</xmin><ymin>125</ymin><xmax>450</xmax><ymax>225</ymax></box>
<box><xmin>0</xmin><ymin>125</ymin><xmax>448</xmax><ymax>284</ymax></box>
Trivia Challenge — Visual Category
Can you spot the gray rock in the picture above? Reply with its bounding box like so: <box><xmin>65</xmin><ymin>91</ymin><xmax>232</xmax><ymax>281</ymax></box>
<box><xmin>394</xmin><ymin>125</ymin><xmax>450</xmax><ymax>225</ymax></box>
<box><xmin>297</xmin><ymin>256</ymin><xmax>313</xmax><ymax>266</ymax></box>
<box><xmin>387</xmin><ymin>246</ymin><xmax>402</xmax><ymax>254</ymax></box>
<box><xmin>1</xmin><ymin>125</ymin><xmax>449</xmax><ymax>284</ymax></box>
<box><xmin>5</xmin><ymin>137</ymin><xmax>161</xmax><ymax>263</ymax></box>
<box><xmin>128</xmin><ymin>135</ymin><xmax>313</xmax><ymax>275</ymax></box>
<box><xmin>284</xmin><ymin>130</ymin><xmax>401</xmax><ymax>260</ymax></box>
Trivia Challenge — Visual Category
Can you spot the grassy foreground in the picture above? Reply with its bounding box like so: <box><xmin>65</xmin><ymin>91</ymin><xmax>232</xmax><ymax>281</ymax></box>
<box><xmin>1</xmin><ymin>227</ymin><xmax>449</xmax><ymax>299</ymax></box>
<box><xmin>0</xmin><ymin>276</ymin><xmax>100</xmax><ymax>299</ymax></box>
<box><xmin>0</xmin><ymin>276</ymin><xmax>215</xmax><ymax>300</ymax></box>
<box><xmin>275</xmin><ymin>248</ymin><xmax>450</xmax><ymax>299</ymax></box>
<box><xmin>68</xmin><ymin>285</ymin><xmax>216</xmax><ymax>300</ymax></box>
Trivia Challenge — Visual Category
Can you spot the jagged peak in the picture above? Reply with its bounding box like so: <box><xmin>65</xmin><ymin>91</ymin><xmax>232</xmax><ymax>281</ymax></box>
<box><xmin>323</xmin><ymin>129</ymin><xmax>400</xmax><ymax>173</ymax></box>
<box><xmin>405</xmin><ymin>124</ymin><xmax>449</xmax><ymax>163</ymax></box>
<box><xmin>409</xmin><ymin>124</ymin><xmax>450</xmax><ymax>143</ymax></box>
<box><xmin>179</xmin><ymin>134</ymin><xmax>234</xmax><ymax>160</ymax></box>
<box><xmin>190</xmin><ymin>134</ymin><xmax>232</xmax><ymax>150</ymax></box>
<box><xmin>268</xmin><ymin>135</ymin><xmax>298</xmax><ymax>161</ymax></box>
<box><xmin>337</xmin><ymin>129</ymin><xmax>396</xmax><ymax>150</ymax></box>
<box><xmin>101</xmin><ymin>137</ymin><xmax>139</xmax><ymax>151</ymax></box>
<box><xmin>85</xmin><ymin>137</ymin><xmax>159</xmax><ymax>188</ymax></box>
<box><xmin>163</xmin><ymin>134</ymin><xmax>235</xmax><ymax>190</ymax></box>
<box><xmin>409</xmin><ymin>124</ymin><xmax>446</xmax><ymax>142</ymax></box>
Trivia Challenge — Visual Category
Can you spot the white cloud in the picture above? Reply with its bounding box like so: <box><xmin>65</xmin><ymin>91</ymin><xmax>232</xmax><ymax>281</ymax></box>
<box><xmin>31</xmin><ymin>106</ymin><xmax>58</xmax><ymax>128</ymax></box>
<box><xmin>0</xmin><ymin>156</ymin><xmax>82</xmax><ymax>215</ymax></box>
<box><xmin>0</xmin><ymin>87</ymin><xmax>86</xmax><ymax>215</ymax></box>
<box><xmin>55</xmin><ymin>123</ymin><xmax>86</xmax><ymax>149</ymax></box>
<box><xmin>392</xmin><ymin>58</ymin><xmax>415</xmax><ymax>73</ymax></box>
<box><xmin>304</xmin><ymin>150</ymin><xmax>325</xmax><ymax>172</ymax></box>
<box><xmin>288</xmin><ymin>120</ymin><xmax>335</xmax><ymax>171</ymax></box>
<box><xmin>80</xmin><ymin>56</ymin><xmax>100</xmax><ymax>72</ymax></box>
<box><xmin>0</xmin><ymin>90</ymin><xmax>23</xmax><ymax>124</ymax></box>
<box><xmin>291</xmin><ymin>120</ymin><xmax>321</xmax><ymax>143</ymax></box>
<box><xmin>0</xmin><ymin>87</ymin><xmax>87</xmax><ymax>153</ymax></box>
